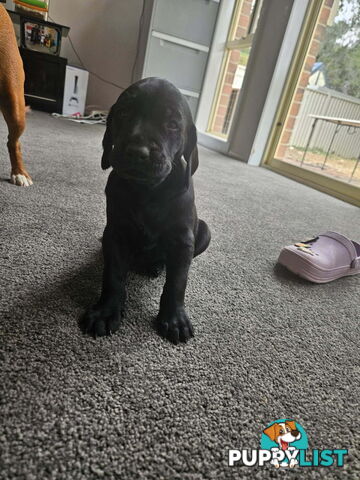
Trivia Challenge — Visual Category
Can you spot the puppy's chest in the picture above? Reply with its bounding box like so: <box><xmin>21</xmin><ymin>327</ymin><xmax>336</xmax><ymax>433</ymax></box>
<box><xmin>130</xmin><ymin>202</ymin><xmax>168</xmax><ymax>247</ymax></box>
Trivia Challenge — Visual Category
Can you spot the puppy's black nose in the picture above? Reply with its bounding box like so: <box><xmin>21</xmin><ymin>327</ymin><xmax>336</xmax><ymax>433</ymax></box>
<box><xmin>291</xmin><ymin>429</ymin><xmax>299</xmax><ymax>436</ymax></box>
<box><xmin>125</xmin><ymin>145</ymin><xmax>150</xmax><ymax>163</ymax></box>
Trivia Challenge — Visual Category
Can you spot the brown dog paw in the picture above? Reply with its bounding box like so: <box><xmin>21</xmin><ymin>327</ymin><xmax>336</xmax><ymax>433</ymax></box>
<box><xmin>11</xmin><ymin>173</ymin><xmax>33</xmax><ymax>187</ymax></box>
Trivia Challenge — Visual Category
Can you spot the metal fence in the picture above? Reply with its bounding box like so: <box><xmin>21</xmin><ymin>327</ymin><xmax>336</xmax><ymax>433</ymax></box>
<box><xmin>290</xmin><ymin>86</ymin><xmax>360</xmax><ymax>159</ymax></box>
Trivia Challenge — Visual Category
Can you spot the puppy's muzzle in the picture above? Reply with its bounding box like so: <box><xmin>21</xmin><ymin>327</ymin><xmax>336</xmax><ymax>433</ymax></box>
<box><xmin>125</xmin><ymin>144</ymin><xmax>166</xmax><ymax>171</ymax></box>
<box><xmin>125</xmin><ymin>144</ymin><xmax>150</xmax><ymax>164</ymax></box>
<box><xmin>114</xmin><ymin>143</ymin><xmax>171</xmax><ymax>183</ymax></box>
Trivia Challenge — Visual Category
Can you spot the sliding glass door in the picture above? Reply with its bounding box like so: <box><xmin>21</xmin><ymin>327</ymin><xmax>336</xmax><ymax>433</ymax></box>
<box><xmin>266</xmin><ymin>0</ymin><xmax>360</xmax><ymax>204</ymax></box>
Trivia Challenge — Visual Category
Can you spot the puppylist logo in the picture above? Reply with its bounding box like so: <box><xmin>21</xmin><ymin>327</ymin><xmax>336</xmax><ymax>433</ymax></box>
<box><xmin>229</xmin><ymin>419</ymin><xmax>348</xmax><ymax>469</ymax></box>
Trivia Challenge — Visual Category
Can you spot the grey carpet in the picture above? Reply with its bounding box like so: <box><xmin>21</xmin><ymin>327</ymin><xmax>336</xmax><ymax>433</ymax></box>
<box><xmin>1</xmin><ymin>110</ymin><xmax>359</xmax><ymax>480</ymax></box>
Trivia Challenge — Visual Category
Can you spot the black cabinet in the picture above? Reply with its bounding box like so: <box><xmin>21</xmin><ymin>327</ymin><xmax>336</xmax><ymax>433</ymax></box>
<box><xmin>20</xmin><ymin>48</ymin><xmax>67</xmax><ymax>113</ymax></box>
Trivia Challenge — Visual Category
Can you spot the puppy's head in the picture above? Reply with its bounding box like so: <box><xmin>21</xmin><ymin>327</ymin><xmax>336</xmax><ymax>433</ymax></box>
<box><xmin>102</xmin><ymin>77</ymin><xmax>198</xmax><ymax>186</ymax></box>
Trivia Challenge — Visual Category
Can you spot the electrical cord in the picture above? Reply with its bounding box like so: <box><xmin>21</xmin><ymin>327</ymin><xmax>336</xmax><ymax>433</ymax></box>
<box><xmin>48</xmin><ymin>13</ymin><xmax>125</xmax><ymax>90</ymax></box>
<box><xmin>52</xmin><ymin>111</ymin><xmax>107</xmax><ymax>124</ymax></box>
<box><xmin>65</xmin><ymin>32</ymin><xmax>126</xmax><ymax>90</ymax></box>
<box><xmin>48</xmin><ymin>2</ymin><xmax>145</xmax><ymax>91</ymax></box>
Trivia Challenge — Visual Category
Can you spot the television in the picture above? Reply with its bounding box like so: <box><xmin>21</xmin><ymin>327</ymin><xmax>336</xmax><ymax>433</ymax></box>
<box><xmin>21</xmin><ymin>19</ymin><xmax>61</xmax><ymax>55</ymax></box>
<box><xmin>6</xmin><ymin>9</ymin><xmax>69</xmax><ymax>56</ymax></box>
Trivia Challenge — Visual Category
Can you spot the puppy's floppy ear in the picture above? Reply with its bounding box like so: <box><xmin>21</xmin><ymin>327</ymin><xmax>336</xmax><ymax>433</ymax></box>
<box><xmin>263</xmin><ymin>423</ymin><xmax>279</xmax><ymax>442</ymax></box>
<box><xmin>101</xmin><ymin>106</ymin><xmax>114</xmax><ymax>170</ymax></box>
<box><xmin>183</xmin><ymin>123</ymin><xmax>199</xmax><ymax>176</ymax></box>
<box><xmin>286</xmin><ymin>420</ymin><xmax>297</xmax><ymax>431</ymax></box>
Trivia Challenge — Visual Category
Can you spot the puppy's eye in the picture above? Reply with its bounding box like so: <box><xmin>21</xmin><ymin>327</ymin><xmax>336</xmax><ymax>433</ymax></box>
<box><xmin>286</xmin><ymin>427</ymin><xmax>290</xmax><ymax>433</ymax></box>
<box><xmin>165</xmin><ymin>120</ymin><xmax>179</xmax><ymax>130</ymax></box>
<box><xmin>279</xmin><ymin>429</ymin><xmax>284</xmax><ymax>434</ymax></box>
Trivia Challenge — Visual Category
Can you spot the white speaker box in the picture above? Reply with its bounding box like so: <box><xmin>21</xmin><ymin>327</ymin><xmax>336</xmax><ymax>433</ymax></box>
<box><xmin>62</xmin><ymin>65</ymin><xmax>89</xmax><ymax>116</ymax></box>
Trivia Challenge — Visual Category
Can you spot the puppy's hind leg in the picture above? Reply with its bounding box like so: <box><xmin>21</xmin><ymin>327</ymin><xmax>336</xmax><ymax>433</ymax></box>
<box><xmin>194</xmin><ymin>219</ymin><xmax>211</xmax><ymax>258</ymax></box>
<box><xmin>1</xmin><ymin>91</ymin><xmax>32</xmax><ymax>186</ymax></box>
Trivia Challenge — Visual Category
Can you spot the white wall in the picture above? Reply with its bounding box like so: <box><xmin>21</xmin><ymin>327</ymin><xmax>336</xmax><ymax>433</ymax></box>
<box><xmin>47</xmin><ymin>0</ymin><xmax>144</xmax><ymax>110</ymax></box>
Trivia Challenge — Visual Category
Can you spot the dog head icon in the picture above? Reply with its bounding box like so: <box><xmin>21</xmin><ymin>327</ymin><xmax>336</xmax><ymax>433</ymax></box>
<box><xmin>263</xmin><ymin>420</ymin><xmax>301</xmax><ymax>450</ymax></box>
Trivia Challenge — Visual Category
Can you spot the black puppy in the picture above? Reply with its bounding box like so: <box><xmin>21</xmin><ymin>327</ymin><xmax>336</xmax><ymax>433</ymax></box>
<box><xmin>82</xmin><ymin>77</ymin><xmax>211</xmax><ymax>344</ymax></box>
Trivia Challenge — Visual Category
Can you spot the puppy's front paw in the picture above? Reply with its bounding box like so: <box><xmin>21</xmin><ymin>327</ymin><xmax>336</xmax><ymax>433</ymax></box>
<box><xmin>81</xmin><ymin>303</ymin><xmax>123</xmax><ymax>337</ymax></box>
<box><xmin>156</xmin><ymin>306</ymin><xmax>194</xmax><ymax>344</ymax></box>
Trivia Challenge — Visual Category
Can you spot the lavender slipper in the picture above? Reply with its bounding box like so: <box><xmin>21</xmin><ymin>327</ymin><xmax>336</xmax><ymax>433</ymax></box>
<box><xmin>278</xmin><ymin>231</ymin><xmax>360</xmax><ymax>283</ymax></box>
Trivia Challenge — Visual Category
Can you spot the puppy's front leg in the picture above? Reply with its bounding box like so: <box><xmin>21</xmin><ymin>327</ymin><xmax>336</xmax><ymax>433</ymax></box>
<box><xmin>81</xmin><ymin>226</ymin><xmax>131</xmax><ymax>337</ymax></box>
<box><xmin>156</xmin><ymin>230</ymin><xmax>195</xmax><ymax>344</ymax></box>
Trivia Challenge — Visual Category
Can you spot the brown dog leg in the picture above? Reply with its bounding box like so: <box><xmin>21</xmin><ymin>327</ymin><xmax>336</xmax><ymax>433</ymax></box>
<box><xmin>1</xmin><ymin>92</ymin><xmax>32</xmax><ymax>187</ymax></box>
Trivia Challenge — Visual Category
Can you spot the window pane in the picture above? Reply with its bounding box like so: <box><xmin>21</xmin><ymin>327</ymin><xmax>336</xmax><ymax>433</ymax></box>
<box><xmin>231</xmin><ymin>0</ymin><xmax>263</xmax><ymax>40</ymax></box>
<box><xmin>209</xmin><ymin>46</ymin><xmax>251</xmax><ymax>136</ymax></box>
<box><xmin>209</xmin><ymin>0</ymin><xmax>262</xmax><ymax>137</ymax></box>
